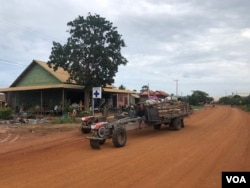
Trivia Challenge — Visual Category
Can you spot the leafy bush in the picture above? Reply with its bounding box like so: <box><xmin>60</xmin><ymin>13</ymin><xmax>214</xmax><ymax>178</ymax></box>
<box><xmin>0</xmin><ymin>107</ymin><xmax>13</xmax><ymax>120</ymax></box>
<box><xmin>78</xmin><ymin>110</ymin><xmax>92</xmax><ymax>117</ymax></box>
<box><xmin>240</xmin><ymin>105</ymin><xmax>250</xmax><ymax>112</ymax></box>
<box><xmin>27</xmin><ymin>107</ymin><xmax>36</xmax><ymax>118</ymax></box>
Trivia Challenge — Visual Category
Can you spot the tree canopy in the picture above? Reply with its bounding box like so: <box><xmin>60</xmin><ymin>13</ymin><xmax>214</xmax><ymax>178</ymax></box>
<box><xmin>187</xmin><ymin>90</ymin><xmax>213</xmax><ymax>105</ymax></box>
<box><xmin>140</xmin><ymin>85</ymin><xmax>149</xmax><ymax>93</ymax></box>
<box><xmin>48</xmin><ymin>13</ymin><xmax>128</xmax><ymax>109</ymax></box>
<box><xmin>118</xmin><ymin>84</ymin><xmax>126</xmax><ymax>90</ymax></box>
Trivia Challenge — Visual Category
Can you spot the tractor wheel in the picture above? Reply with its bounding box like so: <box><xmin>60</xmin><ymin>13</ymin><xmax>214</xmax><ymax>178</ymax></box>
<box><xmin>154</xmin><ymin>124</ymin><xmax>161</xmax><ymax>130</ymax></box>
<box><xmin>173</xmin><ymin>118</ymin><xmax>182</xmax><ymax>130</ymax></box>
<box><xmin>112</xmin><ymin>127</ymin><xmax>127</xmax><ymax>148</ymax></box>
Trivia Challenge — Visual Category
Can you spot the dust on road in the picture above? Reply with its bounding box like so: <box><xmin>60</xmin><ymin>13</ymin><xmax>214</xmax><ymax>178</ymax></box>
<box><xmin>0</xmin><ymin>105</ymin><xmax>249</xmax><ymax>188</ymax></box>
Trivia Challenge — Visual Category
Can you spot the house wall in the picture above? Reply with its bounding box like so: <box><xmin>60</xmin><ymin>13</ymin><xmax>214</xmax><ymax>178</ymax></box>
<box><xmin>15</xmin><ymin>64</ymin><xmax>60</xmax><ymax>86</ymax></box>
<box><xmin>7</xmin><ymin>89</ymin><xmax>85</xmax><ymax>112</ymax></box>
<box><xmin>8</xmin><ymin>89</ymin><xmax>62</xmax><ymax>111</ymax></box>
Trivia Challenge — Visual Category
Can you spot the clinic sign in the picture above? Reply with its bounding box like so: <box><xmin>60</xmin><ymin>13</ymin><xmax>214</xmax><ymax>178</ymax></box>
<box><xmin>92</xmin><ymin>87</ymin><xmax>102</xmax><ymax>99</ymax></box>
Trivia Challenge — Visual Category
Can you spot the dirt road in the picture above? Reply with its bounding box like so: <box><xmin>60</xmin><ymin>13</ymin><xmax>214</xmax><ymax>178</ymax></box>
<box><xmin>0</xmin><ymin>105</ymin><xmax>249</xmax><ymax>188</ymax></box>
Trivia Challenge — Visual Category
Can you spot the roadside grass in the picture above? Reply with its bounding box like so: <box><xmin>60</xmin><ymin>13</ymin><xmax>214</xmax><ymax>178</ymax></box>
<box><xmin>191</xmin><ymin>105</ymin><xmax>203</xmax><ymax>111</ymax></box>
<box><xmin>239</xmin><ymin>105</ymin><xmax>250</xmax><ymax>112</ymax></box>
<box><xmin>51</xmin><ymin>116</ymin><xmax>81</xmax><ymax>124</ymax></box>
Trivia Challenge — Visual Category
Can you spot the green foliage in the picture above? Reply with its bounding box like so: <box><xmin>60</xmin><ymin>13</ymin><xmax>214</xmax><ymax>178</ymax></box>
<box><xmin>63</xmin><ymin>99</ymin><xmax>71</xmax><ymax>113</ymax></box>
<box><xmin>78</xmin><ymin>110</ymin><xmax>92</xmax><ymax>117</ymax></box>
<box><xmin>240</xmin><ymin>105</ymin><xmax>250</xmax><ymax>112</ymax></box>
<box><xmin>27</xmin><ymin>107</ymin><xmax>36</xmax><ymax>118</ymax></box>
<box><xmin>187</xmin><ymin>90</ymin><xmax>213</xmax><ymax>106</ymax></box>
<box><xmin>140</xmin><ymin>85</ymin><xmax>149</xmax><ymax>93</ymax></box>
<box><xmin>47</xmin><ymin>13</ymin><xmax>128</xmax><ymax>110</ymax></box>
<box><xmin>190</xmin><ymin>105</ymin><xmax>202</xmax><ymax>111</ymax></box>
<box><xmin>0</xmin><ymin>107</ymin><xmax>13</xmax><ymax>120</ymax></box>
<box><xmin>119</xmin><ymin>85</ymin><xmax>126</xmax><ymax>90</ymax></box>
<box><xmin>218</xmin><ymin>95</ymin><xmax>250</xmax><ymax>107</ymax></box>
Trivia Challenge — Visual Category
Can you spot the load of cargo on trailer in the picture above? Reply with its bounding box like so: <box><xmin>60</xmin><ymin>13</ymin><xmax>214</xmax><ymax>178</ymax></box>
<box><xmin>144</xmin><ymin>99</ymin><xmax>192</xmax><ymax>130</ymax></box>
<box><xmin>84</xmin><ymin>99</ymin><xmax>192</xmax><ymax>149</ymax></box>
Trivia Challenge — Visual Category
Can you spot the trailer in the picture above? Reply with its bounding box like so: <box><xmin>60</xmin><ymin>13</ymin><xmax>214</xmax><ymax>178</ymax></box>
<box><xmin>86</xmin><ymin>100</ymin><xmax>192</xmax><ymax>149</ymax></box>
<box><xmin>144</xmin><ymin>100</ymin><xmax>192</xmax><ymax>130</ymax></box>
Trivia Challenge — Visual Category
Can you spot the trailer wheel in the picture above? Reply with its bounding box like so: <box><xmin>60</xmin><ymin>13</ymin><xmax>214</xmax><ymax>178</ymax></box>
<box><xmin>181</xmin><ymin>119</ymin><xmax>184</xmax><ymax>128</ymax></box>
<box><xmin>154</xmin><ymin>124</ymin><xmax>161</xmax><ymax>130</ymax></box>
<box><xmin>112</xmin><ymin>127</ymin><xmax>127</xmax><ymax>148</ymax></box>
<box><xmin>173</xmin><ymin>118</ymin><xmax>182</xmax><ymax>130</ymax></box>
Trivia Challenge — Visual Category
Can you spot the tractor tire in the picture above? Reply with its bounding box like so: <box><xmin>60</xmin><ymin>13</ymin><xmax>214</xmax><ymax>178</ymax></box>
<box><xmin>112</xmin><ymin>127</ymin><xmax>127</xmax><ymax>148</ymax></box>
<box><xmin>172</xmin><ymin>118</ymin><xmax>182</xmax><ymax>130</ymax></box>
<box><xmin>154</xmin><ymin>124</ymin><xmax>161</xmax><ymax>130</ymax></box>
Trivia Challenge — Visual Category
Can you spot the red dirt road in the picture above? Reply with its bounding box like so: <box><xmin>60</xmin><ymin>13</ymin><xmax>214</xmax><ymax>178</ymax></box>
<box><xmin>0</xmin><ymin>105</ymin><xmax>249</xmax><ymax>188</ymax></box>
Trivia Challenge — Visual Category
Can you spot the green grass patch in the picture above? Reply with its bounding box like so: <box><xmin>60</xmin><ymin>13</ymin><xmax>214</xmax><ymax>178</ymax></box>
<box><xmin>239</xmin><ymin>105</ymin><xmax>250</xmax><ymax>112</ymax></box>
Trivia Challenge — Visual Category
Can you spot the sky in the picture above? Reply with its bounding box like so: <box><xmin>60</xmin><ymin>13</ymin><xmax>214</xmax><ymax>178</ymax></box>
<box><xmin>1</xmin><ymin>0</ymin><xmax>250</xmax><ymax>99</ymax></box>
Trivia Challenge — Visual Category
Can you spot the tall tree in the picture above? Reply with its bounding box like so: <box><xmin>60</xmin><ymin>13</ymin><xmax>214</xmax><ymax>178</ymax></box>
<box><xmin>187</xmin><ymin>90</ymin><xmax>213</xmax><ymax>105</ymax></box>
<box><xmin>119</xmin><ymin>84</ymin><xmax>126</xmax><ymax>90</ymax></box>
<box><xmin>140</xmin><ymin>85</ymin><xmax>149</xmax><ymax>93</ymax></box>
<box><xmin>48</xmin><ymin>13</ymin><xmax>128</xmax><ymax>110</ymax></box>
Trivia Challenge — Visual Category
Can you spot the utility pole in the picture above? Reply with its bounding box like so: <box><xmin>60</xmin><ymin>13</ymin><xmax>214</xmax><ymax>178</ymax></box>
<box><xmin>174</xmin><ymin>79</ymin><xmax>179</xmax><ymax>97</ymax></box>
<box><xmin>148</xmin><ymin>83</ymin><xmax>150</xmax><ymax>99</ymax></box>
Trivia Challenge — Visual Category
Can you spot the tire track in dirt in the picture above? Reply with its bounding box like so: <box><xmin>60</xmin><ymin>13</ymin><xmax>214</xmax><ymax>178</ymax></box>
<box><xmin>0</xmin><ymin>130</ymin><xmax>21</xmax><ymax>144</ymax></box>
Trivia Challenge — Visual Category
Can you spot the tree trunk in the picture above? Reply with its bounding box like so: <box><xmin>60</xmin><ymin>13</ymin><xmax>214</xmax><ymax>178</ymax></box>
<box><xmin>84</xmin><ymin>89</ymin><xmax>90</xmax><ymax>111</ymax></box>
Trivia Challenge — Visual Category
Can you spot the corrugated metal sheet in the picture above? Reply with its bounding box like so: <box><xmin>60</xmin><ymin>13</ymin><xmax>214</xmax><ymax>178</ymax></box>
<box><xmin>0</xmin><ymin>84</ymin><xmax>84</xmax><ymax>92</ymax></box>
<box><xmin>103</xmin><ymin>88</ymin><xmax>135</xmax><ymax>94</ymax></box>
<box><xmin>131</xmin><ymin>93</ymin><xmax>140</xmax><ymax>98</ymax></box>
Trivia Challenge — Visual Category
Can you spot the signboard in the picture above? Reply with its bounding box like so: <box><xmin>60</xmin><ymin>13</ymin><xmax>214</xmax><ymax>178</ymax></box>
<box><xmin>92</xmin><ymin>87</ymin><xmax>102</xmax><ymax>99</ymax></box>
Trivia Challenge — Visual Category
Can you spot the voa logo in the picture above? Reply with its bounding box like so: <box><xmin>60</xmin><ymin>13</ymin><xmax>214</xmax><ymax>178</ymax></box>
<box><xmin>226</xmin><ymin>176</ymin><xmax>246</xmax><ymax>184</ymax></box>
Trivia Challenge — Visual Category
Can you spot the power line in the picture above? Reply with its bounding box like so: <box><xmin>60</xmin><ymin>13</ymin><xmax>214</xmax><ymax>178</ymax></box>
<box><xmin>0</xmin><ymin>58</ymin><xmax>26</xmax><ymax>66</ymax></box>
<box><xmin>0</xmin><ymin>17</ymin><xmax>63</xmax><ymax>42</ymax></box>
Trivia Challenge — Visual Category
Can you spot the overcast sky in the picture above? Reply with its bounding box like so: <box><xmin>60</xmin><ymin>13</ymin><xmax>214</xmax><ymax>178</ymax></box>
<box><xmin>1</xmin><ymin>0</ymin><xmax>250</xmax><ymax>98</ymax></box>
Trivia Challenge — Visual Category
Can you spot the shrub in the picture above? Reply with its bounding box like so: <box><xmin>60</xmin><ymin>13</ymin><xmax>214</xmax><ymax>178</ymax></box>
<box><xmin>78</xmin><ymin>110</ymin><xmax>92</xmax><ymax>117</ymax></box>
<box><xmin>0</xmin><ymin>107</ymin><xmax>13</xmax><ymax>120</ymax></box>
<box><xmin>240</xmin><ymin>105</ymin><xmax>250</xmax><ymax>112</ymax></box>
<box><xmin>27</xmin><ymin>107</ymin><xmax>36</xmax><ymax>118</ymax></box>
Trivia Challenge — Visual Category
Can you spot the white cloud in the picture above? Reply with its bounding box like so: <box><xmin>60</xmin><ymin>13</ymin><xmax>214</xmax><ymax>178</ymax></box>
<box><xmin>241</xmin><ymin>28</ymin><xmax>250</xmax><ymax>39</ymax></box>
